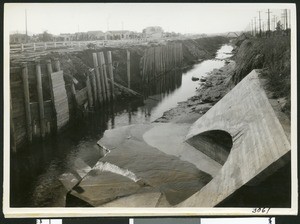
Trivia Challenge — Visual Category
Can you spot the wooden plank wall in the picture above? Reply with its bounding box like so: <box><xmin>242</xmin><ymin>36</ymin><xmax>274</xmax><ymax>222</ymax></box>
<box><xmin>141</xmin><ymin>43</ymin><xmax>183</xmax><ymax>84</ymax></box>
<box><xmin>10</xmin><ymin>79</ymin><xmax>27</xmax><ymax>146</ymax></box>
<box><xmin>10</xmin><ymin>64</ymin><xmax>55</xmax><ymax>148</ymax></box>
<box><xmin>50</xmin><ymin>70</ymin><xmax>70</xmax><ymax>130</ymax></box>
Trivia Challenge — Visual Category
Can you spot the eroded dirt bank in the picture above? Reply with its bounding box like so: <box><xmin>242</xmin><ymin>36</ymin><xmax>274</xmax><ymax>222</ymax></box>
<box><xmin>155</xmin><ymin>34</ymin><xmax>291</xmax><ymax>125</ymax></box>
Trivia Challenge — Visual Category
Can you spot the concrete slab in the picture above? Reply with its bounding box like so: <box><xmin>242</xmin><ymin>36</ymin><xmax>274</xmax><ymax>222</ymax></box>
<box><xmin>143</xmin><ymin>123</ymin><xmax>222</xmax><ymax>177</ymax></box>
<box><xmin>70</xmin><ymin>123</ymin><xmax>212</xmax><ymax>206</ymax></box>
<box><xmin>69</xmin><ymin>170</ymin><xmax>142</xmax><ymax>207</ymax></box>
<box><xmin>178</xmin><ymin>70</ymin><xmax>291</xmax><ymax>207</ymax></box>
<box><xmin>58</xmin><ymin>172</ymin><xmax>80</xmax><ymax>191</ymax></box>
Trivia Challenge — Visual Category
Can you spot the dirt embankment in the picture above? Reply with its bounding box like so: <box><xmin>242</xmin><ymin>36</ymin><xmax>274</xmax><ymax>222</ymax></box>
<box><xmin>156</xmin><ymin>34</ymin><xmax>291</xmax><ymax>123</ymax></box>
<box><xmin>155</xmin><ymin>60</ymin><xmax>236</xmax><ymax>124</ymax></box>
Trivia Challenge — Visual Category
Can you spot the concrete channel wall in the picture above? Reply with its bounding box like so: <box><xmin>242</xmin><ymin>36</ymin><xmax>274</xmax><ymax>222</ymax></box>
<box><xmin>178</xmin><ymin>70</ymin><xmax>291</xmax><ymax>207</ymax></box>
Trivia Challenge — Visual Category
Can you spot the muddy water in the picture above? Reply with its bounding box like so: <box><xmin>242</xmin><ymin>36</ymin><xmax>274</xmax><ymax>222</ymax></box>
<box><xmin>10</xmin><ymin>44</ymin><xmax>233</xmax><ymax>207</ymax></box>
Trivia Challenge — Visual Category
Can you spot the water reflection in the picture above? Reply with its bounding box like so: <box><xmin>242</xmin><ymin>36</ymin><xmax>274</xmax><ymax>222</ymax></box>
<box><xmin>11</xmin><ymin>44</ymin><xmax>233</xmax><ymax>207</ymax></box>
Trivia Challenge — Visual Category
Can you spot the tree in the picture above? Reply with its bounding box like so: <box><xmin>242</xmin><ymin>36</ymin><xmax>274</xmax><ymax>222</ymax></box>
<box><xmin>40</xmin><ymin>30</ymin><xmax>53</xmax><ymax>42</ymax></box>
<box><xmin>276</xmin><ymin>21</ymin><xmax>283</xmax><ymax>32</ymax></box>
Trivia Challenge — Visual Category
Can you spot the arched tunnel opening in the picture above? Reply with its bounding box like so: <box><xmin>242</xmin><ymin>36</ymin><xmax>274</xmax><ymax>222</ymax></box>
<box><xmin>186</xmin><ymin>130</ymin><xmax>233</xmax><ymax>165</ymax></box>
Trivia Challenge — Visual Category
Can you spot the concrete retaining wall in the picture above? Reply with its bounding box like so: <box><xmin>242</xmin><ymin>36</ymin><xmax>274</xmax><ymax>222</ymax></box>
<box><xmin>179</xmin><ymin>70</ymin><xmax>290</xmax><ymax>207</ymax></box>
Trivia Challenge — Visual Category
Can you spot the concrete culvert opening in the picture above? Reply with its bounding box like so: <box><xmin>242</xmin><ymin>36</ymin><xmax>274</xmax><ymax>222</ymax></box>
<box><xmin>186</xmin><ymin>130</ymin><xmax>233</xmax><ymax>165</ymax></box>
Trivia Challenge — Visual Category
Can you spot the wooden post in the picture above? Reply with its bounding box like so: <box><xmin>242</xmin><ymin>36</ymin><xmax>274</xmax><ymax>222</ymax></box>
<box><xmin>92</xmin><ymin>52</ymin><xmax>103</xmax><ymax>104</ymax></box>
<box><xmin>21</xmin><ymin>43</ymin><xmax>24</xmax><ymax>52</ymax></box>
<box><xmin>46</xmin><ymin>60</ymin><xmax>55</xmax><ymax>104</ymax></box>
<box><xmin>33</xmin><ymin>43</ymin><xmax>36</xmax><ymax>51</ymax></box>
<box><xmin>71</xmin><ymin>83</ymin><xmax>76</xmax><ymax>95</ymax></box>
<box><xmin>86</xmin><ymin>74</ymin><xmax>94</xmax><ymax>108</ymax></box>
<box><xmin>54</xmin><ymin>58</ymin><xmax>61</xmax><ymax>72</ymax></box>
<box><xmin>127</xmin><ymin>50</ymin><xmax>131</xmax><ymax>89</ymax></box>
<box><xmin>44</xmin><ymin>42</ymin><xmax>47</xmax><ymax>50</ymax></box>
<box><xmin>90</xmin><ymin>70</ymin><xmax>98</xmax><ymax>106</ymax></box>
<box><xmin>35</xmin><ymin>60</ymin><xmax>45</xmax><ymax>138</ymax></box>
<box><xmin>21</xmin><ymin>63</ymin><xmax>32</xmax><ymax>142</ymax></box>
<box><xmin>174</xmin><ymin>44</ymin><xmax>176</xmax><ymax>67</ymax></box>
<box><xmin>100</xmin><ymin>52</ymin><xmax>110</xmax><ymax>103</ymax></box>
<box><xmin>107</xmin><ymin>51</ymin><xmax>115</xmax><ymax>100</ymax></box>
<box><xmin>46</xmin><ymin>59</ymin><xmax>57</xmax><ymax>132</ymax></box>
<box><xmin>97</xmin><ymin>52</ymin><xmax>107</xmax><ymax>103</ymax></box>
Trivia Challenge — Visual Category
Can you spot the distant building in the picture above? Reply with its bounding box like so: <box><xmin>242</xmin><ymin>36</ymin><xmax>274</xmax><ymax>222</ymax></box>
<box><xmin>74</xmin><ymin>32</ymin><xmax>89</xmax><ymax>41</ymax></box>
<box><xmin>10</xmin><ymin>33</ymin><xmax>29</xmax><ymax>44</ymax></box>
<box><xmin>105</xmin><ymin>30</ymin><xmax>131</xmax><ymax>40</ymax></box>
<box><xmin>57</xmin><ymin>33</ymin><xmax>76</xmax><ymax>41</ymax></box>
<box><xmin>87</xmin><ymin>30</ymin><xmax>105</xmax><ymax>40</ymax></box>
<box><xmin>142</xmin><ymin>26</ymin><xmax>164</xmax><ymax>38</ymax></box>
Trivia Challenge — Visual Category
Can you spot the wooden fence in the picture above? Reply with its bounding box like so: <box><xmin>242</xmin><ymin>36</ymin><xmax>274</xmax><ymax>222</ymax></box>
<box><xmin>9</xmin><ymin>39</ymin><xmax>150</xmax><ymax>54</ymax></box>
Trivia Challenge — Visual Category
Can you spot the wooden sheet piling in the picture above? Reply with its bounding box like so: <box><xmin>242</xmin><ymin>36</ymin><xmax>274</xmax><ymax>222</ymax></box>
<box><xmin>174</xmin><ymin>44</ymin><xmax>176</xmax><ymax>67</ymax></box>
<box><xmin>46</xmin><ymin>60</ymin><xmax>55</xmax><ymax>102</ymax></box>
<box><xmin>35</xmin><ymin>60</ymin><xmax>45</xmax><ymax>138</ymax></box>
<box><xmin>50</xmin><ymin>70</ymin><xmax>69</xmax><ymax>130</ymax></box>
<box><xmin>107</xmin><ymin>51</ymin><xmax>115</xmax><ymax>100</ymax></box>
<box><xmin>96</xmin><ymin>52</ymin><xmax>107</xmax><ymax>102</ymax></box>
<box><xmin>92</xmin><ymin>52</ymin><xmax>103</xmax><ymax>104</ymax></box>
<box><xmin>46</xmin><ymin>59</ymin><xmax>57</xmax><ymax>130</ymax></box>
<box><xmin>100</xmin><ymin>52</ymin><xmax>110</xmax><ymax>103</ymax></box>
<box><xmin>86</xmin><ymin>74</ymin><xmax>93</xmax><ymax>108</ymax></box>
<box><xmin>90</xmin><ymin>70</ymin><xmax>98</xmax><ymax>106</ymax></box>
<box><xmin>21</xmin><ymin>63</ymin><xmax>32</xmax><ymax>142</ymax></box>
<box><xmin>127</xmin><ymin>50</ymin><xmax>131</xmax><ymax>89</ymax></box>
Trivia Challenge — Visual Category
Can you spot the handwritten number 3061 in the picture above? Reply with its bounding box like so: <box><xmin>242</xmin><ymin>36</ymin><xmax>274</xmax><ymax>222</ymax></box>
<box><xmin>252</xmin><ymin>208</ymin><xmax>271</xmax><ymax>214</ymax></box>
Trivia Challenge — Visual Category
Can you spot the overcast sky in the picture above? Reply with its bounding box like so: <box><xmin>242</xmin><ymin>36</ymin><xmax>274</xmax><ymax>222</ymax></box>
<box><xmin>5</xmin><ymin>3</ymin><xmax>293</xmax><ymax>35</ymax></box>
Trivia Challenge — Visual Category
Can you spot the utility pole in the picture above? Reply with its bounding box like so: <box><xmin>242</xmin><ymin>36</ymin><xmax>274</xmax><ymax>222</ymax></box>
<box><xmin>258</xmin><ymin>11</ymin><xmax>262</xmax><ymax>37</ymax></box>
<box><xmin>121</xmin><ymin>21</ymin><xmax>124</xmax><ymax>39</ymax></box>
<box><xmin>25</xmin><ymin>9</ymin><xmax>28</xmax><ymax>43</ymax></box>
<box><xmin>289</xmin><ymin>9</ymin><xmax>291</xmax><ymax>30</ymax></box>
<box><xmin>254</xmin><ymin>17</ymin><xmax>257</xmax><ymax>36</ymax></box>
<box><xmin>266</xmin><ymin>9</ymin><xmax>271</xmax><ymax>37</ymax></box>
<box><xmin>281</xmin><ymin>10</ymin><xmax>286</xmax><ymax>30</ymax></box>
<box><xmin>267</xmin><ymin>9</ymin><xmax>271</xmax><ymax>32</ymax></box>
<box><xmin>251</xmin><ymin>19</ymin><xmax>254</xmax><ymax>35</ymax></box>
<box><xmin>285</xmin><ymin>9</ymin><xmax>288</xmax><ymax>29</ymax></box>
<box><xmin>272</xmin><ymin>15</ymin><xmax>276</xmax><ymax>31</ymax></box>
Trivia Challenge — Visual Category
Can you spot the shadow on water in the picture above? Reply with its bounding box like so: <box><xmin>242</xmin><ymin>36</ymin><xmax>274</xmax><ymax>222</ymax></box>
<box><xmin>11</xmin><ymin>44</ymin><xmax>233</xmax><ymax>207</ymax></box>
<box><xmin>10</xmin><ymin>69</ymin><xmax>183</xmax><ymax>207</ymax></box>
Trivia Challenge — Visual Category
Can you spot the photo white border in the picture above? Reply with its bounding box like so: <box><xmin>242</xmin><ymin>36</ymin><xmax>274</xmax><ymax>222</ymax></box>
<box><xmin>2</xmin><ymin>2</ymin><xmax>298</xmax><ymax>218</ymax></box>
